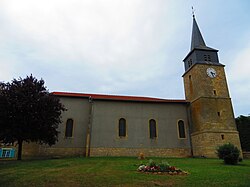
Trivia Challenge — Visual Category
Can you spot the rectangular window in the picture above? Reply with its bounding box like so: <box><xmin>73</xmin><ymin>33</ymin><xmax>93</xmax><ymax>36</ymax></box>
<box><xmin>204</xmin><ymin>55</ymin><xmax>207</xmax><ymax>61</ymax></box>
<box><xmin>188</xmin><ymin>59</ymin><xmax>193</xmax><ymax>67</ymax></box>
<box><xmin>0</xmin><ymin>148</ymin><xmax>15</xmax><ymax>158</ymax></box>
<box><xmin>208</xmin><ymin>55</ymin><xmax>211</xmax><ymax>61</ymax></box>
<box><xmin>213</xmin><ymin>89</ymin><xmax>217</xmax><ymax>95</ymax></box>
<box><xmin>221</xmin><ymin>134</ymin><xmax>225</xmax><ymax>140</ymax></box>
<box><xmin>3</xmin><ymin>150</ymin><xmax>10</xmax><ymax>157</ymax></box>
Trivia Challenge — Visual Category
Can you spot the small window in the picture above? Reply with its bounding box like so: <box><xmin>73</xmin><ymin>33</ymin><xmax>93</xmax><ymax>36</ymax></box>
<box><xmin>217</xmin><ymin>112</ymin><xmax>221</xmax><ymax>117</ymax></box>
<box><xmin>65</xmin><ymin>119</ymin><xmax>73</xmax><ymax>138</ymax></box>
<box><xmin>221</xmin><ymin>134</ymin><xmax>225</xmax><ymax>140</ymax></box>
<box><xmin>213</xmin><ymin>89</ymin><xmax>217</xmax><ymax>96</ymax></box>
<box><xmin>208</xmin><ymin>55</ymin><xmax>211</xmax><ymax>61</ymax></box>
<box><xmin>178</xmin><ymin>120</ymin><xmax>186</xmax><ymax>138</ymax></box>
<box><xmin>204</xmin><ymin>54</ymin><xmax>207</xmax><ymax>61</ymax></box>
<box><xmin>188</xmin><ymin>59</ymin><xmax>193</xmax><ymax>67</ymax></box>
<box><xmin>119</xmin><ymin>118</ymin><xmax>126</xmax><ymax>137</ymax></box>
<box><xmin>189</xmin><ymin>75</ymin><xmax>192</xmax><ymax>80</ymax></box>
<box><xmin>149</xmin><ymin>119</ymin><xmax>157</xmax><ymax>139</ymax></box>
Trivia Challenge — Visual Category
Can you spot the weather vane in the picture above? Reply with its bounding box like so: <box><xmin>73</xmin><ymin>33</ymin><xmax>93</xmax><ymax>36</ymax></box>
<box><xmin>192</xmin><ymin>6</ymin><xmax>195</xmax><ymax>18</ymax></box>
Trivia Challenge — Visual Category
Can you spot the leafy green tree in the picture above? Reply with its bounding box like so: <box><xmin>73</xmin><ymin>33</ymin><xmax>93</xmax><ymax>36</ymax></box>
<box><xmin>0</xmin><ymin>75</ymin><xmax>65</xmax><ymax>160</ymax></box>
<box><xmin>236</xmin><ymin>115</ymin><xmax>250</xmax><ymax>152</ymax></box>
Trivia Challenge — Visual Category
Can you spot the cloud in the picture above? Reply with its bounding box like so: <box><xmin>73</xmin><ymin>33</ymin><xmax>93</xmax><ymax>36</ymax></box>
<box><xmin>0</xmin><ymin>0</ymin><xmax>185</xmax><ymax>95</ymax></box>
<box><xmin>227</xmin><ymin>43</ymin><xmax>250</xmax><ymax>116</ymax></box>
<box><xmin>0</xmin><ymin>0</ymin><xmax>249</xmax><ymax>116</ymax></box>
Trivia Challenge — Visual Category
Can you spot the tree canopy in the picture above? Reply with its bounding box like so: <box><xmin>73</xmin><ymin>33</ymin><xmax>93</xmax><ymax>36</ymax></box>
<box><xmin>236</xmin><ymin>115</ymin><xmax>250</xmax><ymax>152</ymax></box>
<box><xmin>0</xmin><ymin>75</ymin><xmax>65</xmax><ymax>160</ymax></box>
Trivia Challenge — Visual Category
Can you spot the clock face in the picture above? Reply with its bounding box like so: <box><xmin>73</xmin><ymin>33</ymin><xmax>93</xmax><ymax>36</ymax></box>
<box><xmin>207</xmin><ymin>68</ymin><xmax>217</xmax><ymax>78</ymax></box>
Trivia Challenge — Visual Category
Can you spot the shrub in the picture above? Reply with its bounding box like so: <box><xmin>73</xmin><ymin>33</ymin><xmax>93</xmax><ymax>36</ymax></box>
<box><xmin>158</xmin><ymin>160</ymin><xmax>169</xmax><ymax>171</ymax></box>
<box><xmin>148</xmin><ymin>159</ymin><xmax>157</xmax><ymax>167</ymax></box>
<box><xmin>216</xmin><ymin>143</ymin><xmax>240</xmax><ymax>165</ymax></box>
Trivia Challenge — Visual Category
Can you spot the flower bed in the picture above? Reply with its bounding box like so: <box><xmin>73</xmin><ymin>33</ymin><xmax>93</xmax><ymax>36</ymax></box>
<box><xmin>137</xmin><ymin>159</ymin><xmax>188</xmax><ymax>175</ymax></box>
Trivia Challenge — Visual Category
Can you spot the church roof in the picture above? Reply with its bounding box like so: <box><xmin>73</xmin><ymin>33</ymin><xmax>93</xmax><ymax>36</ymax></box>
<box><xmin>190</xmin><ymin>16</ymin><xmax>217</xmax><ymax>51</ymax></box>
<box><xmin>52</xmin><ymin>92</ymin><xmax>187</xmax><ymax>103</ymax></box>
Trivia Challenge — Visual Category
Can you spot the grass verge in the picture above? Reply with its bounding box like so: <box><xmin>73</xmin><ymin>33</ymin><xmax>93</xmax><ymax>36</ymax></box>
<box><xmin>0</xmin><ymin>157</ymin><xmax>250</xmax><ymax>187</ymax></box>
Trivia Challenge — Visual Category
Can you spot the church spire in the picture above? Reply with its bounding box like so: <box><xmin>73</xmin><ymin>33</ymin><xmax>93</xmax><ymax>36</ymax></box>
<box><xmin>190</xmin><ymin>15</ymin><xmax>206</xmax><ymax>50</ymax></box>
<box><xmin>183</xmin><ymin>14</ymin><xmax>221</xmax><ymax>72</ymax></box>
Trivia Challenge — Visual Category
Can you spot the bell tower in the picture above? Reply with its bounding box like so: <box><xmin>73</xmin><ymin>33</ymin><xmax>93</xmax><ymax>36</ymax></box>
<box><xmin>183</xmin><ymin>15</ymin><xmax>242</xmax><ymax>157</ymax></box>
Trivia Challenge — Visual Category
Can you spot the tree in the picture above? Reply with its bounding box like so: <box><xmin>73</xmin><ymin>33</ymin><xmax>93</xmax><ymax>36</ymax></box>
<box><xmin>236</xmin><ymin>115</ymin><xmax>250</xmax><ymax>152</ymax></box>
<box><xmin>0</xmin><ymin>75</ymin><xmax>65</xmax><ymax>160</ymax></box>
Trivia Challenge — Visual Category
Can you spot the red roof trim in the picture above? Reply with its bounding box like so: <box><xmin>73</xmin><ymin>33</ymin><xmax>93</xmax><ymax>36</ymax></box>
<box><xmin>52</xmin><ymin>92</ymin><xmax>188</xmax><ymax>103</ymax></box>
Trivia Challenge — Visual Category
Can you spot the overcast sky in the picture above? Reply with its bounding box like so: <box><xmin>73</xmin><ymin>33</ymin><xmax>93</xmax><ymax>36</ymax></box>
<box><xmin>0</xmin><ymin>0</ymin><xmax>249</xmax><ymax>117</ymax></box>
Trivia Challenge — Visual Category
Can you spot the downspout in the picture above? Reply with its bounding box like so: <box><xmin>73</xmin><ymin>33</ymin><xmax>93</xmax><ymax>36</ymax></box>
<box><xmin>187</xmin><ymin>103</ymin><xmax>194</xmax><ymax>157</ymax></box>
<box><xmin>85</xmin><ymin>96</ymin><xmax>93</xmax><ymax>157</ymax></box>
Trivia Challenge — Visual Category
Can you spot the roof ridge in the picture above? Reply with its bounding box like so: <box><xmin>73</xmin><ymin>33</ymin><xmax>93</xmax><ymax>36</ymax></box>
<box><xmin>52</xmin><ymin>91</ymin><xmax>187</xmax><ymax>103</ymax></box>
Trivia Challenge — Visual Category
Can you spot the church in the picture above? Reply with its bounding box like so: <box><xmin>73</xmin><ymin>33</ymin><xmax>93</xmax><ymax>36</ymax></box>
<box><xmin>1</xmin><ymin>16</ymin><xmax>242</xmax><ymax>158</ymax></box>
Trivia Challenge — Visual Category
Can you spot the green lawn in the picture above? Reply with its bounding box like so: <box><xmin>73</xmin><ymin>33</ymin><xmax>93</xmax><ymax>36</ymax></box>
<box><xmin>0</xmin><ymin>157</ymin><xmax>250</xmax><ymax>187</ymax></box>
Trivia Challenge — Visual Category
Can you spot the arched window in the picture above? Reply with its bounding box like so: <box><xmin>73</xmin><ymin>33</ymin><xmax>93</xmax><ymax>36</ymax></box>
<box><xmin>149</xmin><ymin>119</ymin><xmax>157</xmax><ymax>139</ymax></box>
<box><xmin>119</xmin><ymin>118</ymin><xmax>126</xmax><ymax>137</ymax></box>
<box><xmin>178</xmin><ymin>120</ymin><xmax>186</xmax><ymax>138</ymax></box>
<box><xmin>65</xmin><ymin>119</ymin><xmax>73</xmax><ymax>138</ymax></box>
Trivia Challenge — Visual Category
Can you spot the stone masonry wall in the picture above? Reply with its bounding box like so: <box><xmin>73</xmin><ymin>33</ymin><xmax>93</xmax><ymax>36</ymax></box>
<box><xmin>90</xmin><ymin>147</ymin><xmax>191</xmax><ymax>157</ymax></box>
<box><xmin>22</xmin><ymin>143</ymin><xmax>85</xmax><ymax>158</ymax></box>
<box><xmin>191</xmin><ymin>131</ymin><xmax>242</xmax><ymax>158</ymax></box>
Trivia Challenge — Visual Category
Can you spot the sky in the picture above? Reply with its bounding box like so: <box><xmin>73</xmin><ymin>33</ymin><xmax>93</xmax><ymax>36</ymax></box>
<box><xmin>0</xmin><ymin>0</ymin><xmax>249</xmax><ymax>117</ymax></box>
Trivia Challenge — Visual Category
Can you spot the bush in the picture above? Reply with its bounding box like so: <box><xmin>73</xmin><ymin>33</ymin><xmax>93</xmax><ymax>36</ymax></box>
<box><xmin>148</xmin><ymin>159</ymin><xmax>157</xmax><ymax>167</ymax></box>
<box><xmin>158</xmin><ymin>160</ymin><xmax>170</xmax><ymax>172</ymax></box>
<box><xmin>216</xmin><ymin>143</ymin><xmax>240</xmax><ymax>165</ymax></box>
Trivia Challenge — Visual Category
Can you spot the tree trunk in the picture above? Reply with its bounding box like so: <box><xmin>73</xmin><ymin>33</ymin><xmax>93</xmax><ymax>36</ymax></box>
<box><xmin>17</xmin><ymin>139</ymin><xmax>23</xmax><ymax>160</ymax></box>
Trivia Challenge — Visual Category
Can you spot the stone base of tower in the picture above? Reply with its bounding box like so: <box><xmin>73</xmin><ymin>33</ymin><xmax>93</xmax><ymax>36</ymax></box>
<box><xmin>191</xmin><ymin>131</ymin><xmax>242</xmax><ymax>158</ymax></box>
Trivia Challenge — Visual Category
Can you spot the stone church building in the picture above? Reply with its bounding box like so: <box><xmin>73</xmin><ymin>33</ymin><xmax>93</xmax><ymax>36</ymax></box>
<box><xmin>1</xmin><ymin>16</ymin><xmax>242</xmax><ymax>158</ymax></box>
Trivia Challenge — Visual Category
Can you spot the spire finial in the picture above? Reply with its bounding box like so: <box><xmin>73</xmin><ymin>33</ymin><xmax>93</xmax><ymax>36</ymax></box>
<box><xmin>192</xmin><ymin>6</ymin><xmax>195</xmax><ymax>18</ymax></box>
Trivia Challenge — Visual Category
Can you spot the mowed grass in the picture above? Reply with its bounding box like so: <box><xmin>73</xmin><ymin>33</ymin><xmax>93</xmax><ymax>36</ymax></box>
<box><xmin>0</xmin><ymin>157</ymin><xmax>250</xmax><ymax>187</ymax></box>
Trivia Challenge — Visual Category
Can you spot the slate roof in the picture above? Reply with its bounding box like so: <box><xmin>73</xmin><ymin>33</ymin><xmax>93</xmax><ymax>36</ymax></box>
<box><xmin>191</xmin><ymin>16</ymin><xmax>217</xmax><ymax>51</ymax></box>
<box><xmin>52</xmin><ymin>92</ymin><xmax>188</xmax><ymax>103</ymax></box>
<box><xmin>183</xmin><ymin>16</ymin><xmax>219</xmax><ymax>61</ymax></box>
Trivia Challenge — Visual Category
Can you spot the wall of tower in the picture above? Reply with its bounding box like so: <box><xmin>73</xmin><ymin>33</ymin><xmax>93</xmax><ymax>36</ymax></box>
<box><xmin>183</xmin><ymin>64</ymin><xmax>230</xmax><ymax>101</ymax></box>
<box><xmin>190</xmin><ymin>98</ymin><xmax>236</xmax><ymax>132</ymax></box>
<box><xmin>191</xmin><ymin>131</ymin><xmax>242</xmax><ymax>157</ymax></box>
<box><xmin>183</xmin><ymin>63</ymin><xmax>242</xmax><ymax>157</ymax></box>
